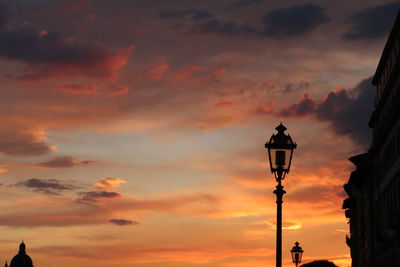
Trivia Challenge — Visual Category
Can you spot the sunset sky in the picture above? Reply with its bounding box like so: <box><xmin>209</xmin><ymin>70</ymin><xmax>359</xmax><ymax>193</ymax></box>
<box><xmin>0</xmin><ymin>0</ymin><xmax>398</xmax><ymax>266</ymax></box>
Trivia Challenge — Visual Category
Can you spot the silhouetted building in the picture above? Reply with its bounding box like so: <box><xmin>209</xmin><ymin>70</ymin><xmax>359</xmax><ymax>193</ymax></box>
<box><xmin>6</xmin><ymin>242</ymin><xmax>34</xmax><ymax>267</ymax></box>
<box><xmin>369</xmin><ymin>10</ymin><xmax>400</xmax><ymax>266</ymax></box>
<box><xmin>343</xmin><ymin>153</ymin><xmax>374</xmax><ymax>267</ymax></box>
<box><xmin>343</xmin><ymin>10</ymin><xmax>400</xmax><ymax>267</ymax></box>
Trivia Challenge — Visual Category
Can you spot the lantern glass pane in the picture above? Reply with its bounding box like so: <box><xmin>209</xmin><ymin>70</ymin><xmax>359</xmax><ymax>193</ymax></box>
<box><xmin>268</xmin><ymin>148</ymin><xmax>277</xmax><ymax>170</ymax></box>
<box><xmin>269</xmin><ymin>148</ymin><xmax>292</xmax><ymax>171</ymax></box>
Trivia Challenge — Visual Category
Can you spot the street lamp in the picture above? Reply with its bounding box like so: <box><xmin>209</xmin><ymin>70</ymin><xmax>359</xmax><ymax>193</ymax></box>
<box><xmin>291</xmin><ymin>241</ymin><xmax>304</xmax><ymax>267</ymax></box>
<box><xmin>265</xmin><ymin>123</ymin><xmax>297</xmax><ymax>267</ymax></box>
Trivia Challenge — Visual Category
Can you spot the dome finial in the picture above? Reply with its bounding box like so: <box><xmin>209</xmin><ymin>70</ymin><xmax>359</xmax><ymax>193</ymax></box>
<box><xmin>18</xmin><ymin>241</ymin><xmax>26</xmax><ymax>255</ymax></box>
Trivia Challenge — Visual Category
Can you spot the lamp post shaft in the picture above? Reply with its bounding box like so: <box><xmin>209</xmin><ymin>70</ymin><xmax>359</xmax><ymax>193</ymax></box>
<box><xmin>265</xmin><ymin>124</ymin><xmax>296</xmax><ymax>267</ymax></box>
<box><xmin>274</xmin><ymin>179</ymin><xmax>285</xmax><ymax>267</ymax></box>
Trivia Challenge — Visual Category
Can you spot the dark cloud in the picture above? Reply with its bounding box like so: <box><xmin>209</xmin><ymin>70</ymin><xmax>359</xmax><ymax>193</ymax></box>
<box><xmin>159</xmin><ymin>8</ymin><xmax>213</xmax><ymax>20</ymax></box>
<box><xmin>79</xmin><ymin>191</ymin><xmax>121</xmax><ymax>202</ymax></box>
<box><xmin>261</xmin><ymin>4</ymin><xmax>329</xmax><ymax>37</ymax></box>
<box><xmin>109</xmin><ymin>219</ymin><xmax>138</xmax><ymax>226</ymax></box>
<box><xmin>274</xmin><ymin>77</ymin><xmax>374</xmax><ymax>148</ymax></box>
<box><xmin>231</xmin><ymin>0</ymin><xmax>263</xmax><ymax>7</ymax></box>
<box><xmin>277</xmin><ymin>94</ymin><xmax>316</xmax><ymax>117</ymax></box>
<box><xmin>166</xmin><ymin>4</ymin><xmax>327</xmax><ymax>38</ymax></box>
<box><xmin>192</xmin><ymin>19</ymin><xmax>257</xmax><ymax>36</ymax></box>
<box><xmin>315</xmin><ymin>78</ymin><xmax>374</xmax><ymax>147</ymax></box>
<box><xmin>35</xmin><ymin>156</ymin><xmax>96</xmax><ymax>168</ymax></box>
<box><xmin>36</xmin><ymin>156</ymin><xmax>76</xmax><ymax>168</ymax></box>
<box><xmin>1</xmin><ymin>29</ymin><xmax>131</xmax><ymax>81</ymax></box>
<box><xmin>344</xmin><ymin>2</ymin><xmax>400</xmax><ymax>40</ymax></box>
<box><xmin>0</xmin><ymin>128</ymin><xmax>53</xmax><ymax>156</ymax></box>
<box><xmin>18</xmin><ymin>178</ymin><xmax>78</xmax><ymax>195</ymax></box>
<box><xmin>0</xmin><ymin>3</ymin><xmax>132</xmax><ymax>82</ymax></box>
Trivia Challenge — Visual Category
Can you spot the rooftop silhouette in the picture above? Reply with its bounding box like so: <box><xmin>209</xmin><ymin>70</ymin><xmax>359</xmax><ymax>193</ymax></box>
<box><xmin>300</xmin><ymin>260</ymin><xmax>338</xmax><ymax>267</ymax></box>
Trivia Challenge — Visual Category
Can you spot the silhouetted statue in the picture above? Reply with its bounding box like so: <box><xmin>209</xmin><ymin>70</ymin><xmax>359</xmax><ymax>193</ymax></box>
<box><xmin>9</xmin><ymin>242</ymin><xmax>33</xmax><ymax>267</ymax></box>
<box><xmin>300</xmin><ymin>260</ymin><xmax>338</xmax><ymax>267</ymax></box>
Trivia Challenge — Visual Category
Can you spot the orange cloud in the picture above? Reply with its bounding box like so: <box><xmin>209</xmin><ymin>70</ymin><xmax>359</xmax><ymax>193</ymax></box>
<box><xmin>94</xmin><ymin>177</ymin><xmax>126</xmax><ymax>191</ymax></box>
<box><xmin>147</xmin><ymin>64</ymin><xmax>169</xmax><ymax>81</ymax></box>
<box><xmin>267</xmin><ymin>220</ymin><xmax>302</xmax><ymax>230</ymax></box>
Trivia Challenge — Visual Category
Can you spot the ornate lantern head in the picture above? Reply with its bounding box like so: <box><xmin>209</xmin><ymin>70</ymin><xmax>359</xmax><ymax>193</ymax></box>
<box><xmin>265</xmin><ymin>123</ymin><xmax>297</xmax><ymax>180</ymax></box>
<box><xmin>290</xmin><ymin>241</ymin><xmax>304</xmax><ymax>267</ymax></box>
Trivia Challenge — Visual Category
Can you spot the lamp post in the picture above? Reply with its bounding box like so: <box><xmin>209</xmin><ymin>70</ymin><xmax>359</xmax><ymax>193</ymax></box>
<box><xmin>290</xmin><ymin>241</ymin><xmax>304</xmax><ymax>267</ymax></box>
<box><xmin>265</xmin><ymin>123</ymin><xmax>297</xmax><ymax>267</ymax></box>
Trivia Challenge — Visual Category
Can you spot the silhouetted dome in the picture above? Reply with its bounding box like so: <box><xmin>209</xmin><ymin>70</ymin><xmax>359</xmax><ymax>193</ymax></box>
<box><xmin>9</xmin><ymin>242</ymin><xmax>33</xmax><ymax>267</ymax></box>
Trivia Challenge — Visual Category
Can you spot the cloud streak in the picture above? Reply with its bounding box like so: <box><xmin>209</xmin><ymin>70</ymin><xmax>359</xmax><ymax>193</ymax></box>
<box><xmin>36</xmin><ymin>156</ymin><xmax>77</xmax><ymax>168</ymax></box>
<box><xmin>78</xmin><ymin>191</ymin><xmax>121</xmax><ymax>202</ymax></box>
<box><xmin>17</xmin><ymin>178</ymin><xmax>79</xmax><ymax>195</ymax></box>
<box><xmin>109</xmin><ymin>219</ymin><xmax>138</xmax><ymax>226</ymax></box>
